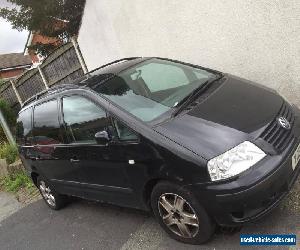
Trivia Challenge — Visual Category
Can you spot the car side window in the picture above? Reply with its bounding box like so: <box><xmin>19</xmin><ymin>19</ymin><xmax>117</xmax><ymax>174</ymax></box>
<box><xmin>33</xmin><ymin>99</ymin><xmax>63</xmax><ymax>145</ymax></box>
<box><xmin>16</xmin><ymin>107</ymin><xmax>33</xmax><ymax>145</ymax></box>
<box><xmin>62</xmin><ymin>95</ymin><xmax>109</xmax><ymax>143</ymax></box>
<box><xmin>113</xmin><ymin>119</ymin><xmax>139</xmax><ymax>141</ymax></box>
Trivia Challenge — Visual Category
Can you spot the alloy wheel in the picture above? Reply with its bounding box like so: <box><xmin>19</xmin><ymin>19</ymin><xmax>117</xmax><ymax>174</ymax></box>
<box><xmin>39</xmin><ymin>181</ymin><xmax>56</xmax><ymax>207</ymax></box>
<box><xmin>158</xmin><ymin>193</ymin><xmax>199</xmax><ymax>238</ymax></box>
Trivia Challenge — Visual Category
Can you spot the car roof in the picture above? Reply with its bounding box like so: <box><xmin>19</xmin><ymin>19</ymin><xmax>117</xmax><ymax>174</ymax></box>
<box><xmin>19</xmin><ymin>57</ymin><xmax>149</xmax><ymax>113</ymax></box>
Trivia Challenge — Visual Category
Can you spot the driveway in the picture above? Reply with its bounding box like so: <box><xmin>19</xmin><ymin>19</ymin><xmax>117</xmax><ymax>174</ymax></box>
<box><xmin>0</xmin><ymin>179</ymin><xmax>299</xmax><ymax>250</ymax></box>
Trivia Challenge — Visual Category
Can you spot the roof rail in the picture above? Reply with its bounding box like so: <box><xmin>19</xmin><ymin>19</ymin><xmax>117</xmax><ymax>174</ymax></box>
<box><xmin>21</xmin><ymin>84</ymin><xmax>80</xmax><ymax>108</ymax></box>
<box><xmin>47</xmin><ymin>83</ymin><xmax>79</xmax><ymax>93</ymax></box>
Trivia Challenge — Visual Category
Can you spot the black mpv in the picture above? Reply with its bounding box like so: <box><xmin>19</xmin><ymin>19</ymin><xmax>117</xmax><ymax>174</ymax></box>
<box><xmin>17</xmin><ymin>57</ymin><xmax>300</xmax><ymax>244</ymax></box>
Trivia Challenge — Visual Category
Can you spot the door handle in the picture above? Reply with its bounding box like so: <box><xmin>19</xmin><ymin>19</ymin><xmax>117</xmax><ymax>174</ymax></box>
<box><xmin>70</xmin><ymin>158</ymin><xmax>80</xmax><ymax>163</ymax></box>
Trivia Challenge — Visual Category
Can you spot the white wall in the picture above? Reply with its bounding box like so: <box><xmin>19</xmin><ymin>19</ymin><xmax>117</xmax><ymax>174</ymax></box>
<box><xmin>78</xmin><ymin>0</ymin><xmax>300</xmax><ymax>106</ymax></box>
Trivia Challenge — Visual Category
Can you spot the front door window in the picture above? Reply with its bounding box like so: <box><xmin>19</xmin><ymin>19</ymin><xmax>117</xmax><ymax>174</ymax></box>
<box><xmin>62</xmin><ymin>95</ymin><xmax>109</xmax><ymax>143</ymax></box>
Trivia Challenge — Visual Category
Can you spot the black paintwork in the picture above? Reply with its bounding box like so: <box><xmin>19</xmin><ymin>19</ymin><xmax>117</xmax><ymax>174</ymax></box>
<box><xmin>154</xmin><ymin>74</ymin><xmax>284</xmax><ymax>159</ymax></box>
<box><xmin>17</xmin><ymin>57</ymin><xmax>300</xmax><ymax>226</ymax></box>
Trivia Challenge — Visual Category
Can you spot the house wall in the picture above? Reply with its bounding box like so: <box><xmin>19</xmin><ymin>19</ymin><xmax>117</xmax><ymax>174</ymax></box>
<box><xmin>77</xmin><ymin>0</ymin><xmax>300</xmax><ymax>106</ymax></box>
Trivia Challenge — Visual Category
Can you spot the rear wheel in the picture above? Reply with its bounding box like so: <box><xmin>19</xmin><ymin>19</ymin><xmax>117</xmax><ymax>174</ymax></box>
<box><xmin>37</xmin><ymin>177</ymin><xmax>67</xmax><ymax>210</ymax></box>
<box><xmin>151</xmin><ymin>181</ymin><xmax>215</xmax><ymax>244</ymax></box>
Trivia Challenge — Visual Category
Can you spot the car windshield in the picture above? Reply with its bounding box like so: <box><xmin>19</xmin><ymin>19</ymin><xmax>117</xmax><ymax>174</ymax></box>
<box><xmin>93</xmin><ymin>58</ymin><xmax>218</xmax><ymax>122</ymax></box>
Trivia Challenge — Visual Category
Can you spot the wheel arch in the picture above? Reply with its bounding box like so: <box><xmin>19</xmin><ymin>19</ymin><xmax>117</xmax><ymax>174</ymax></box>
<box><xmin>142</xmin><ymin>178</ymin><xmax>184</xmax><ymax>210</ymax></box>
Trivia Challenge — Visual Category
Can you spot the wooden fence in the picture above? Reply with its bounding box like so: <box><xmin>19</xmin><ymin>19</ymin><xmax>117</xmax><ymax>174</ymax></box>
<box><xmin>0</xmin><ymin>39</ymin><xmax>87</xmax><ymax>112</ymax></box>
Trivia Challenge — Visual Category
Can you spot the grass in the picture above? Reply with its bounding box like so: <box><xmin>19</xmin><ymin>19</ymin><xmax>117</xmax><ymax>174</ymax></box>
<box><xmin>0</xmin><ymin>143</ymin><xmax>18</xmax><ymax>164</ymax></box>
<box><xmin>0</xmin><ymin>171</ymin><xmax>35</xmax><ymax>194</ymax></box>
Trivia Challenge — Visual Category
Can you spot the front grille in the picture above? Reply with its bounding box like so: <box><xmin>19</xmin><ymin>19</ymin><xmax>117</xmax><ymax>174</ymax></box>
<box><xmin>260</xmin><ymin>102</ymin><xmax>295</xmax><ymax>152</ymax></box>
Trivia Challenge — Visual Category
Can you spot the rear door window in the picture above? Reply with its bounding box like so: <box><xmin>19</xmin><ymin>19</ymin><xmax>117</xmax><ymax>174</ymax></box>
<box><xmin>33</xmin><ymin>99</ymin><xmax>63</xmax><ymax>145</ymax></box>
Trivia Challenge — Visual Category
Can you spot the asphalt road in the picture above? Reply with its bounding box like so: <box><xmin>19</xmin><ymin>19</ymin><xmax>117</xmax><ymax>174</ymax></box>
<box><xmin>0</xmin><ymin>191</ymin><xmax>299</xmax><ymax>250</ymax></box>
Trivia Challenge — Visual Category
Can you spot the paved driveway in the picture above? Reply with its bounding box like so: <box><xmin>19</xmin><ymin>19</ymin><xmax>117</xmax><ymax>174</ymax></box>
<box><xmin>0</xmin><ymin>185</ymin><xmax>299</xmax><ymax>250</ymax></box>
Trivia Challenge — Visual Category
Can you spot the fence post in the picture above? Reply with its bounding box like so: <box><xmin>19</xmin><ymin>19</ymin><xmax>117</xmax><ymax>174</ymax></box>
<box><xmin>71</xmin><ymin>37</ymin><xmax>88</xmax><ymax>74</ymax></box>
<box><xmin>10</xmin><ymin>80</ymin><xmax>23</xmax><ymax>106</ymax></box>
<box><xmin>0</xmin><ymin>109</ymin><xmax>15</xmax><ymax>145</ymax></box>
<box><xmin>37</xmin><ymin>65</ymin><xmax>49</xmax><ymax>90</ymax></box>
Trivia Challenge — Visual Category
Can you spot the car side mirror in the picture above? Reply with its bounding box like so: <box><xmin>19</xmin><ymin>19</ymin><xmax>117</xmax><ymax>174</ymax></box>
<box><xmin>95</xmin><ymin>130</ymin><xmax>111</xmax><ymax>145</ymax></box>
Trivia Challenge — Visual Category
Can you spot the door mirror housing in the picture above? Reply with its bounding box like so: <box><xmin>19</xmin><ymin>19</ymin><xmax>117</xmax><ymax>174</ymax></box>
<box><xmin>95</xmin><ymin>130</ymin><xmax>111</xmax><ymax>145</ymax></box>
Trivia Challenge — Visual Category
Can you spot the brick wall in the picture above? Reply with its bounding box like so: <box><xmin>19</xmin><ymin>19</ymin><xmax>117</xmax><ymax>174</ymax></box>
<box><xmin>0</xmin><ymin>68</ymin><xmax>27</xmax><ymax>79</ymax></box>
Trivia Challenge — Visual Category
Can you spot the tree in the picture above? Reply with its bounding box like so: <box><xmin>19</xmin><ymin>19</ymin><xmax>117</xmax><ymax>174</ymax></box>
<box><xmin>0</xmin><ymin>0</ymin><xmax>86</xmax><ymax>56</ymax></box>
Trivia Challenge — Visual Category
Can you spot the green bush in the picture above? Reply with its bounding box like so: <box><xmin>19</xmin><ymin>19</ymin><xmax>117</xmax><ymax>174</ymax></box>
<box><xmin>0</xmin><ymin>142</ymin><xmax>18</xmax><ymax>164</ymax></box>
<box><xmin>0</xmin><ymin>171</ymin><xmax>34</xmax><ymax>193</ymax></box>
<box><xmin>0</xmin><ymin>98</ymin><xmax>16</xmax><ymax>142</ymax></box>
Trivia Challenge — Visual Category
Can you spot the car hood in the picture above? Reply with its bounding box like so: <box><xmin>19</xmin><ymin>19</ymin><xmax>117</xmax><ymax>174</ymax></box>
<box><xmin>154</xmin><ymin>75</ymin><xmax>283</xmax><ymax>160</ymax></box>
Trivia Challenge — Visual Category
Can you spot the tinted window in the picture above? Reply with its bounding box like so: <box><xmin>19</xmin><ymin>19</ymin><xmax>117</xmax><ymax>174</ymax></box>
<box><xmin>62</xmin><ymin>96</ymin><xmax>108</xmax><ymax>143</ymax></box>
<box><xmin>16</xmin><ymin>108</ymin><xmax>33</xmax><ymax>145</ymax></box>
<box><xmin>33</xmin><ymin>99</ymin><xmax>63</xmax><ymax>145</ymax></box>
<box><xmin>113</xmin><ymin>119</ymin><xmax>138</xmax><ymax>141</ymax></box>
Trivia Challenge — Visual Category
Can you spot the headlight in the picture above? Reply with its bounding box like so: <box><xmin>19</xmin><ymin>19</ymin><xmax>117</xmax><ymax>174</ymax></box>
<box><xmin>207</xmin><ymin>141</ymin><xmax>266</xmax><ymax>182</ymax></box>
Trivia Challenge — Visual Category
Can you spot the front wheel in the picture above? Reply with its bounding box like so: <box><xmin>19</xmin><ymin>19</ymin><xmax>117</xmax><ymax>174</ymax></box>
<box><xmin>37</xmin><ymin>177</ymin><xmax>67</xmax><ymax>210</ymax></box>
<box><xmin>151</xmin><ymin>181</ymin><xmax>215</xmax><ymax>244</ymax></box>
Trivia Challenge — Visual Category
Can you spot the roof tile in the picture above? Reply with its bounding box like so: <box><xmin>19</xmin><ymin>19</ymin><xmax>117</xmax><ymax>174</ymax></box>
<box><xmin>0</xmin><ymin>53</ymin><xmax>32</xmax><ymax>70</ymax></box>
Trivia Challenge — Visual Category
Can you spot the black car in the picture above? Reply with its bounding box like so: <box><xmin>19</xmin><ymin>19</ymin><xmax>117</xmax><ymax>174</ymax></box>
<box><xmin>16</xmin><ymin>57</ymin><xmax>300</xmax><ymax>244</ymax></box>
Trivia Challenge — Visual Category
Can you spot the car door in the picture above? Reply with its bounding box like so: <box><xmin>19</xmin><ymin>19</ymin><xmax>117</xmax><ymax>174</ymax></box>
<box><xmin>32</xmin><ymin>99</ymin><xmax>82</xmax><ymax>196</ymax></box>
<box><xmin>61</xmin><ymin>95</ymin><xmax>137</xmax><ymax>202</ymax></box>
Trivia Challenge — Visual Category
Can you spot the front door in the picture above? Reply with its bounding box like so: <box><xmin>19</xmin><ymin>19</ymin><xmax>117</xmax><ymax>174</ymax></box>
<box><xmin>61</xmin><ymin>95</ymin><xmax>133</xmax><ymax>203</ymax></box>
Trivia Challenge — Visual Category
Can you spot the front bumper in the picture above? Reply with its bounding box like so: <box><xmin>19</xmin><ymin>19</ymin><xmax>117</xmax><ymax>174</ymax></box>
<box><xmin>187</xmin><ymin>141</ymin><xmax>300</xmax><ymax>227</ymax></box>
<box><xmin>185</xmin><ymin>105</ymin><xmax>300</xmax><ymax>226</ymax></box>
<box><xmin>218</xmin><ymin>145</ymin><xmax>299</xmax><ymax>226</ymax></box>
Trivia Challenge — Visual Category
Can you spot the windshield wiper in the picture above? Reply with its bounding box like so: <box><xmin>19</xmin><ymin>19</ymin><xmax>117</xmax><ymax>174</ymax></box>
<box><xmin>172</xmin><ymin>77</ymin><xmax>221</xmax><ymax>117</ymax></box>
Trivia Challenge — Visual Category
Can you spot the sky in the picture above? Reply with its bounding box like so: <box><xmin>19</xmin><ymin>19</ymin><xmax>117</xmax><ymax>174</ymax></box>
<box><xmin>0</xmin><ymin>0</ymin><xmax>29</xmax><ymax>54</ymax></box>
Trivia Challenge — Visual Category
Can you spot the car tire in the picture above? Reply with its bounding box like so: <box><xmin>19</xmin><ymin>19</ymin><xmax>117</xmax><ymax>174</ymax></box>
<box><xmin>151</xmin><ymin>181</ymin><xmax>215</xmax><ymax>244</ymax></box>
<box><xmin>37</xmin><ymin>176</ymin><xmax>67</xmax><ymax>210</ymax></box>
